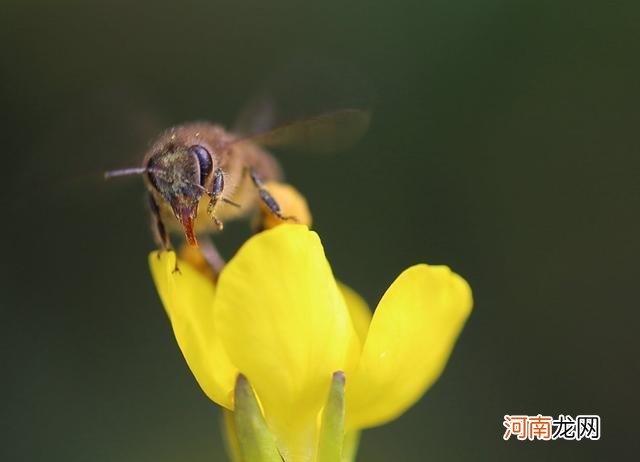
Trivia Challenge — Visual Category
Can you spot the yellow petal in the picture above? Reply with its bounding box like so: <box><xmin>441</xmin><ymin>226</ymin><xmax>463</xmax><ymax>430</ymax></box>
<box><xmin>346</xmin><ymin>264</ymin><xmax>472</xmax><ymax>429</ymax></box>
<box><xmin>213</xmin><ymin>224</ymin><xmax>360</xmax><ymax>462</ymax></box>
<box><xmin>338</xmin><ymin>282</ymin><xmax>372</xmax><ymax>346</ymax></box>
<box><xmin>148</xmin><ymin>251</ymin><xmax>237</xmax><ymax>409</ymax></box>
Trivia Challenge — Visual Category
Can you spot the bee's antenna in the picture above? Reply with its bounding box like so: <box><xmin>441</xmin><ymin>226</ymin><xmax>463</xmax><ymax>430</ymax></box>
<box><xmin>105</xmin><ymin>168</ymin><xmax>241</xmax><ymax>209</ymax></box>
<box><xmin>104</xmin><ymin>167</ymin><xmax>148</xmax><ymax>179</ymax></box>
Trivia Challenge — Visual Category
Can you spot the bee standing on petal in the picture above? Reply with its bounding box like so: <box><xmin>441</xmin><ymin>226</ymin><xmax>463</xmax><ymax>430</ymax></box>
<box><xmin>108</xmin><ymin>70</ymin><xmax>471</xmax><ymax>462</ymax></box>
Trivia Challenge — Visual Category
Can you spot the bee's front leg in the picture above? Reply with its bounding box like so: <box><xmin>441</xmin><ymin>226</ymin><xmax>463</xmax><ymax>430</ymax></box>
<box><xmin>248</xmin><ymin>168</ymin><xmax>297</xmax><ymax>222</ymax></box>
<box><xmin>206</xmin><ymin>168</ymin><xmax>225</xmax><ymax>231</ymax></box>
<box><xmin>148</xmin><ymin>193</ymin><xmax>180</xmax><ymax>272</ymax></box>
<box><xmin>148</xmin><ymin>193</ymin><xmax>171</xmax><ymax>250</ymax></box>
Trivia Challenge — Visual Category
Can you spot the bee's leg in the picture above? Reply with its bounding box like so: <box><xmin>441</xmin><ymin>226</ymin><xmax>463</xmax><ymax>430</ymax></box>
<box><xmin>199</xmin><ymin>234</ymin><xmax>226</xmax><ymax>276</ymax></box>
<box><xmin>206</xmin><ymin>168</ymin><xmax>225</xmax><ymax>231</ymax></box>
<box><xmin>248</xmin><ymin>168</ymin><xmax>297</xmax><ymax>222</ymax></box>
<box><xmin>148</xmin><ymin>193</ymin><xmax>170</xmax><ymax>250</ymax></box>
<box><xmin>148</xmin><ymin>193</ymin><xmax>179</xmax><ymax>272</ymax></box>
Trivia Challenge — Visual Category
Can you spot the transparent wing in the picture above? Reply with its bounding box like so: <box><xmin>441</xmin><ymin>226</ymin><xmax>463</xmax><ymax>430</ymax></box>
<box><xmin>228</xmin><ymin>57</ymin><xmax>374</xmax><ymax>153</ymax></box>
<box><xmin>227</xmin><ymin>108</ymin><xmax>371</xmax><ymax>153</ymax></box>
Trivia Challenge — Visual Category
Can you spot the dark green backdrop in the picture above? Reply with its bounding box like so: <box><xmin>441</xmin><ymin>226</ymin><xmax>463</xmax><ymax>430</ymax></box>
<box><xmin>2</xmin><ymin>1</ymin><xmax>638</xmax><ymax>460</ymax></box>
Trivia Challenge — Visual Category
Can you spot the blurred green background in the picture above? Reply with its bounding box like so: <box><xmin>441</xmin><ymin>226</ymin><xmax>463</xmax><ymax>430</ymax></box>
<box><xmin>2</xmin><ymin>1</ymin><xmax>638</xmax><ymax>460</ymax></box>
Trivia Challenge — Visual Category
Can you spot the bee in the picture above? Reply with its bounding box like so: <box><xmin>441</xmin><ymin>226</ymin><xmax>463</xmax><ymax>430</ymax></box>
<box><xmin>105</xmin><ymin>109</ymin><xmax>369</xmax><ymax>251</ymax></box>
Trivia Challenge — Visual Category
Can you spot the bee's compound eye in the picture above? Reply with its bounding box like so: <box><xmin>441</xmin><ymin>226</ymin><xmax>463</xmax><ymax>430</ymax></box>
<box><xmin>190</xmin><ymin>145</ymin><xmax>212</xmax><ymax>185</ymax></box>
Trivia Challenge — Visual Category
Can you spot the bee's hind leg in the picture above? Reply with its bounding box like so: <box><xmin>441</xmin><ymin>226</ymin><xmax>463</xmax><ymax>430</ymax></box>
<box><xmin>248</xmin><ymin>168</ymin><xmax>297</xmax><ymax>222</ymax></box>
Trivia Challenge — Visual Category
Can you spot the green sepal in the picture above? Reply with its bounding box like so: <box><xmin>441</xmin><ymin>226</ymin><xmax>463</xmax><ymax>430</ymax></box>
<box><xmin>316</xmin><ymin>371</ymin><xmax>346</xmax><ymax>462</ymax></box>
<box><xmin>341</xmin><ymin>430</ymin><xmax>360</xmax><ymax>462</ymax></box>
<box><xmin>221</xmin><ymin>408</ymin><xmax>244</xmax><ymax>462</ymax></box>
<box><xmin>233</xmin><ymin>374</ymin><xmax>281</xmax><ymax>462</ymax></box>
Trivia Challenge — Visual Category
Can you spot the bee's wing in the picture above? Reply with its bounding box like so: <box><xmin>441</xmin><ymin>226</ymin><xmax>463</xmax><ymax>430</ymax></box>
<box><xmin>227</xmin><ymin>58</ymin><xmax>374</xmax><ymax>153</ymax></box>
<box><xmin>225</xmin><ymin>108</ymin><xmax>371</xmax><ymax>153</ymax></box>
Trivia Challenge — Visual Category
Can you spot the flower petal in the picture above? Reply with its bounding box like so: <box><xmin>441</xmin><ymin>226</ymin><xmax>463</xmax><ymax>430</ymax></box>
<box><xmin>346</xmin><ymin>264</ymin><xmax>472</xmax><ymax>429</ymax></box>
<box><xmin>338</xmin><ymin>282</ymin><xmax>372</xmax><ymax>346</ymax></box>
<box><xmin>149</xmin><ymin>251</ymin><xmax>237</xmax><ymax>409</ymax></box>
<box><xmin>213</xmin><ymin>224</ymin><xmax>360</xmax><ymax>462</ymax></box>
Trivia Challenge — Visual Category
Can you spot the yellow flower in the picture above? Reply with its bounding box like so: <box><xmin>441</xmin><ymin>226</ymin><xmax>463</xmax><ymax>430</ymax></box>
<box><xmin>149</xmin><ymin>224</ymin><xmax>472</xmax><ymax>462</ymax></box>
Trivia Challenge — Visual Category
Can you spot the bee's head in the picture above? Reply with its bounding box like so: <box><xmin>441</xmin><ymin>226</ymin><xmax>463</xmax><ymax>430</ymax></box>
<box><xmin>146</xmin><ymin>143</ymin><xmax>213</xmax><ymax>246</ymax></box>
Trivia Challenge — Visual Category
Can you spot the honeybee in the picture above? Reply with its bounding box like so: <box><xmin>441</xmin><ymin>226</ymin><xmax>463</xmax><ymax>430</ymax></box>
<box><xmin>105</xmin><ymin>109</ymin><xmax>369</xmax><ymax>250</ymax></box>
